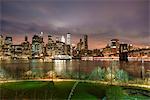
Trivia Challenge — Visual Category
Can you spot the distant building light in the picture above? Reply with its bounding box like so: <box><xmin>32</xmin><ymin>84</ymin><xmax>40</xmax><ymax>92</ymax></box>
<box><xmin>111</xmin><ymin>46</ymin><xmax>116</xmax><ymax>48</ymax></box>
<box><xmin>41</xmin><ymin>32</ymin><xmax>43</xmax><ymax>35</ymax></box>
<box><xmin>129</xmin><ymin>44</ymin><xmax>133</xmax><ymax>46</ymax></box>
<box><xmin>71</xmin><ymin>44</ymin><xmax>76</xmax><ymax>47</ymax></box>
<box><xmin>146</xmin><ymin>46</ymin><xmax>149</xmax><ymax>49</ymax></box>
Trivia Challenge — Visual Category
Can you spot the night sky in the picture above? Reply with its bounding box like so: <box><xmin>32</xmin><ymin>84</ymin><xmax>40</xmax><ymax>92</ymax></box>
<box><xmin>0</xmin><ymin>0</ymin><xmax>149</xmax><ymax>49</ymax></box>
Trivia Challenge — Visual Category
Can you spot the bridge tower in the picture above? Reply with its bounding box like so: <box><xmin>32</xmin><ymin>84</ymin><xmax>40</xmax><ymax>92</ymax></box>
<box><xmin>119</xmin><ymin>43</ymin><xmax>128</xmax><ymax>62</ymax></box>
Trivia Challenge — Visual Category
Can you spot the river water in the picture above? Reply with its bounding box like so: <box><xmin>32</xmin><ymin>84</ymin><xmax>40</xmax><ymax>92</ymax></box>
<box><xmin>0</xmin><ymin>59</ymin><xmax>149</xmax><ymax>80</ymax></box>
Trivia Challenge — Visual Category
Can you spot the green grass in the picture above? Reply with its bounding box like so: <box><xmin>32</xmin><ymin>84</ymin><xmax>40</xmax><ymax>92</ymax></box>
<box><xmin>1</xmin><ymin>81</ymin><xmax>47</xmax><ymax>90</ymax></box>
<box><xmin>72</xmin><ymin>82</ymin><xmax>107</xmax><ymax>99</ymax></box>
<box><xmin>0</xmin><ymin>81</ymin><xmax>54</xmax><ymax>99</ymax></box>
<box><xmin>73</xmin><ymin>92</ymin><xmax>97</xmax><ymax>100</ymax></box>
<box><xmin>106</xmin><ymin>85</ymin><xmax>150</xmax><ymax>100</ymax></box>
<box><xmin>0</xmin><ymin>81</ymin><xmax>149</xmax><ymax>99</ymax></box>
<box><xmin>52</xmin><ymin>81</ymin><xmax>75</xmax><ymax>99</ymax></box>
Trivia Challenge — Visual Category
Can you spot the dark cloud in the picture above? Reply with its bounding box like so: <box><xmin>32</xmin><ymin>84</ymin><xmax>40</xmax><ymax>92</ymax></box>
<box><xmin>0</xmin><ymin>0</ymin><xmax>149</xmax><ymax>49</ymax></box>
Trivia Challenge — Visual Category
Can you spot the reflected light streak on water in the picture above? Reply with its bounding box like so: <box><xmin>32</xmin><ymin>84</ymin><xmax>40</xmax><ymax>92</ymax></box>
<box><xmin>54</xmin><ymin>60</ymin><xmax>66</xmax><ymax>75</ymax></box>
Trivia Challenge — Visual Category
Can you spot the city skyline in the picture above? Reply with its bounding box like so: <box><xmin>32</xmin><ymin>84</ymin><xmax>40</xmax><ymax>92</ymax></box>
<box><xmin>0</xmin><ymin>33</ymin><xmax>149</xmax><ymax>49</ymax></box>
<box><xmin>1</xmin><ymin>0</ymin><xmax>149</xmax><ymax>49</ymax></box>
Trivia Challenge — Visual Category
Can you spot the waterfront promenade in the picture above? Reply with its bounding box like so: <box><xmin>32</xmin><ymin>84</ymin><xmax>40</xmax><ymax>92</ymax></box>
<box><xmin>81</xmin><ymin>57</ymin><xmax>150</xmax><ymax>61</ymax></box>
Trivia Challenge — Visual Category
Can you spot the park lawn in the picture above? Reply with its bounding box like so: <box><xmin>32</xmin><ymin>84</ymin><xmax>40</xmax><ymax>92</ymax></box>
<box><xmin>0</xmin><ymin>81</ymin><xmax>48</xmax><ymax>90</ymax></box>
<box><xmin>0</xmin><ymin>81</ymin><xmax>75</xmax><ymax>99</ymax></box>
<box><xmin>52</xmin><ymin>82</ymin><xmax>108</xmax><ymax>99</ymax></box>
<box><xmin>72</xmin><ymin>92</ymin><xmax>97</xmax><ymax>100</ymax></box>
<box><xmin>72</xmin><ymin>82</ymin><xmax>107</xmax><ymax>100</ymax></box>
<box><xmin>52</xmin><ymin>81</ymin><xmax>75</xmax><ymax>99</ymax></box>
<box><xmin>0</xmin><ymin>81</ymin><xmax>149</xmax><ymax>99</ymax></box>
<box><xmin>0</xmin><ymin>81</ymin><xmax>54</xmax><ymax>99</ymax></box>
<box><xmin>0</xmin><ymin>81</ymin><xmax>106</xmax><ymax>99</ymax></box>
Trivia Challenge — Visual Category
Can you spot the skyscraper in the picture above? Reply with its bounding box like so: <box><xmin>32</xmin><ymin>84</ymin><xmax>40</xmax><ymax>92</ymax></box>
<box><xmin>46</xmin><ymin>35</ymin><xmax>55</xmax><ymax>56</ymax></box>
<box><xmin>3</xmin><ymin>36</ymin><xmax>13</xmax><ymax>57</ymax></box>
<box><xmin>66</xmin><ymin>33</ymin><xmax>71</xmax><ymax>45</ymax></box>
<box><xmin>83</xmin><ymin>34</ymin><xmax>88</xmax><ymax>50</ymax></box>
<box><xmin>40</xmin><ymin>32</ymin><xmax>44</xmax><ymax>37</ymax></box>
<box><xmin>61</xmin><ymin>36</ymin><xmax>65</xmax><ymax>43</ymax></box>
<box><xmin>0</xmin><ymin>35</ymin><xmax>4</xmax><ymax>56</ymax></box>
<box><xmin>0</xmin><ymin>35</ymin><xmax>4</xmax><ymax>48</ymax></box>
<box><xmin>21</xmin><ymin>36</ymin><xmax>31</xmax><ymax>57</ymax></box>
<box><xmin>32</xmin><ymin>34</ymin><xmax>44</xmax><ymax>57</ymax></box>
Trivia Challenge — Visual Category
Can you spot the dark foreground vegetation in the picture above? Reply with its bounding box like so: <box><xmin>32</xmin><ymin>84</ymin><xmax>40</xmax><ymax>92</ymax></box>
<box><xmin>0</xmin><ymin>81</ymin><xmax>149</xmax><ymax>100</ymax></box>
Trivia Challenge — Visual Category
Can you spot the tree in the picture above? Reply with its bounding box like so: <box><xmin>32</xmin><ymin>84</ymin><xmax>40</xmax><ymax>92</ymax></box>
<box><xmin>115</xmin><ymin>69</ymin><xmax>129</xmax><ymax>83</ymax></box>
<box><xmin>89</xmin><ymin>66</ymin><xmax>105</xmax><ymax>80</ymax></box>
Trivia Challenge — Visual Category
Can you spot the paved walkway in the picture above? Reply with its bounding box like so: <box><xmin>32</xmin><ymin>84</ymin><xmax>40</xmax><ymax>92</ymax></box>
<box><xmin>0</xmin><ymin>79</ymin><xmax>150</xmax><ymax>89</ymax></box>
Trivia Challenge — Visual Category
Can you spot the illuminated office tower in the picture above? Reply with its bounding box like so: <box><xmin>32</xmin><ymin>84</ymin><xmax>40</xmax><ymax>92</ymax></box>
<box><xmin>61</xmin><ymin>36</ymin><xmax>65</xmax><ymax>43</ymax></box>
<box><xmin>0</xmin><ymin>35</ymin><xmax>4</xmax><ymax>48</ymax></box>
<box><xmin>32</xmin><ymin>34</ymin><xmax>44</xmax><ymax>57</ymax></box>
<box><xmin>66</xmin><ymin>33</ymin><xmax>71</xmax><ymax>45</ymax></box>
<box><xmin>46</xmin><ymin>35</ymin><xmax>55</xmax><ymax>56</ymax></box>
<box><xmin>3</xmin><ymin>36</ymin><xmax>13</xmax><ymax>56</ymax></box>
<box><xmin>21</xmin><ymin>35</ymin><xmax>31</xmax><ymax>56</ymax></box>
<box><xmin>66</xmin><ymin>33</ymin><xmax>71</xmax><ymax>55</ymax></box>
<box><xmin>0</xmin><ymin>35</ymin><xmax>4</xmax><ymax>45</ymax></box>
<box><xmin>0</xmin><ymin>35</ymin><xmax>4</xmax><ymax>56</ymax></box>
<box><xmin>40</xmin><ymin>32</ymin><xmax>44</xmax><ymax>37</ymax></box>
<box><xmin>11</xmin><ymin>45</ymin><xmax>23</xmax><ymax>59</ymax></box>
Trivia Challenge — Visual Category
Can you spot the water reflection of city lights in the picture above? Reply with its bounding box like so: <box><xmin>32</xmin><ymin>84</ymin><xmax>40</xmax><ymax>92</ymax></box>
<box><xmin>54</xmin><ymin>60</ymin><xmax>66</xmax><ymax>63</ymax></box>
<box><xmin>54</xmin><ymin>60</ymin><xmax>66</xmax><ymax>75</ymax></box>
